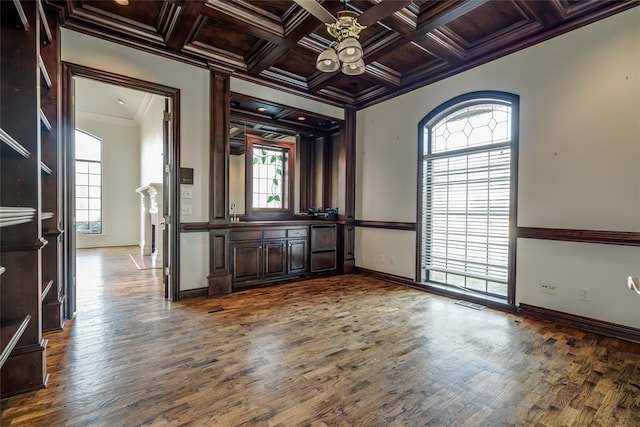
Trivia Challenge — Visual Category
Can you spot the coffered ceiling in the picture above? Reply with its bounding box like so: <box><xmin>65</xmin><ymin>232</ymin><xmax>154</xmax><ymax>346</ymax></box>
<box><xmin>50</xmin><ymin>0</ymin><xmax>637</xmax><ymax>109</ymax></box>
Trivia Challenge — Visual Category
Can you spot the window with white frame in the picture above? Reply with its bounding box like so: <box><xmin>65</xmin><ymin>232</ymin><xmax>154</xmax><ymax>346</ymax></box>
<box><xmin>418</xmin><ymin>92</ymin><xmax>519</xmax><ymax>300</ymax></box>
<box><xmin>75</xmin><ymin>129</ymin><xmax>102</xmax><ymax>234</ymax></box>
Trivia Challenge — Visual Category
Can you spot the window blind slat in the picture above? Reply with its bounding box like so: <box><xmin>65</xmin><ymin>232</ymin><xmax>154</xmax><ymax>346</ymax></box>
<box><xmin>421</xmin><ymin>100</ymin><xmax>513</xmax><ymax>296</ymax></box>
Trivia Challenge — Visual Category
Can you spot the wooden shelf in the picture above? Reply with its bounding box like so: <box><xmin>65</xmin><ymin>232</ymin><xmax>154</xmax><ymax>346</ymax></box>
<box><xmin>41</xmin><ymin>280</ymin><xmax>54</xmax><ymax>302</ymax></box>
<box><xmin>40</xmin><ymin>162</ymin><xmax>53</xmax><ymax>175</ymax></box>
<box><xmin>38</xmin><ymin>56</ymin><xmax>51</xmax><ymax>89</ymax></box>
<box><xmin>41</xmin><ymin>211</ymin><xmax>54</xmax><ymax>221</ymax></box>
<box><xmin>0</xmin><ymin>128</ymin><xmax>30</xmax><ymax>159</ymax></box>
<box><xmin>0</xmin><ymin>315</ymin><xmax>31</xmax><ymax>369</ymax></box>
<box><xmin>0</xmin><ymin>207</ymin><xmax>37</xmax><ymax>228</ymax></box>
<box><xmin>39</xmin><ymin>109</ymin><xmax>52</xmax><ymax>132</ymax></box>
<box><xmin>5</xmin><ymin>0</ymin><xmax>30</xmax><ymax>31</ymax></box>
<box><xmin>37</xmin><ymin>1</ymin><xmax>52</xmax><ymax>44</ymax></box>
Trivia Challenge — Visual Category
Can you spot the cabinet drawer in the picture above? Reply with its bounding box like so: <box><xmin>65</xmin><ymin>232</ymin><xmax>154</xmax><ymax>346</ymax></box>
<box><xmin>310</xmin><ymin>224</ymin><xmax>336</xmax><ymax>251</ymax></box>
<box><xmin>231</xmin><ymin>230</ymin><xmax>262</xmax><ymax>241</ymax></box>
<box><xmin>287</xmin><ymin>228</ymin><xmax>308</xmax><ymax>238</ymax></box>
<box><xmin>311</xmin><ymin>250</ymin><xmax>336</xmax><ymax>272</ymax></box>
<box><xmin>263</xmin><ymin>229</ymin><xmax>286</xmax><ymax>239</ymax></box>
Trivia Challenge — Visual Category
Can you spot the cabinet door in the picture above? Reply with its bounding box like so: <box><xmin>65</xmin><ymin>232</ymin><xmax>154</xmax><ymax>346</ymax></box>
<box><xmin>264</xmin><ymin>241</ymin><xmax>286</xmax><ymax>278</ymax></box>
<box><xmin>287</xmin><ymin>239</ymin><xmax>307</xmax><ymax>275</ymax></box>
<box><xmin>310</xmin><ymin>224</ymin><xmax>336</xmax><ymax>251</ymax></box>
<box><xmin>232</xmin><ymin>242</ymin><xmax>262</xmax><ymax>284</ymax></box>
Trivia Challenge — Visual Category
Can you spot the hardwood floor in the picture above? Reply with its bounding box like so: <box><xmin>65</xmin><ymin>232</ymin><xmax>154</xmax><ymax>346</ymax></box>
<box><xmin>1</xmin><ymin>246</ymin><xmax>640</xmax><ymax>426</ymax></box>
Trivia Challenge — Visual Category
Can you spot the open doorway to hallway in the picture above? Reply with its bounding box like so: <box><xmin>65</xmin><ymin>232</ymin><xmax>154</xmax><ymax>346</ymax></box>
<box><xmin>73</xmin><ymin>77</ymin><xmax>166</xmax><ymax>309</ymax></box>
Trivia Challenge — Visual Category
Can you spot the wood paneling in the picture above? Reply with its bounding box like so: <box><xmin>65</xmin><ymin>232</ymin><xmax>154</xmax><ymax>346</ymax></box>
<box><xmin>52</xmin><ymin>0</ymin><xmax>638</xmax><ymax>108</ymax></box>
<box><xmin>209</xmin><ymin>70</ymin><xmax>230</xmax><ymax>223</ymax></box>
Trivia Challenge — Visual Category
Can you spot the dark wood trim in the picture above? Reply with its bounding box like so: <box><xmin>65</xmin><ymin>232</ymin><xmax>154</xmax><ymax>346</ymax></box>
<box><xmin>181</xmin><ymin>222</ymin><xmax>210</xmax><ymax>232</ymax></box>
<box><xmin>355</xmin><ymin>220</ymin><xmax>416</xmax><ymax>231</ymax></box>
<box><xmin>209</xmin><ymin>70</ymin><xmax>230</xmax><ymax>224</ymax></box>
<box><xmin>507</xmin><ymin>96</ymin><xmax>520</xmax><ymax>306</ymax></box>
<box><xmin>179</xmin><ymin>287</ymin><xmax>208</xmax><ymax>299</ymax></box>
<box><xmin>343</xmin><ymin>107</ymin><xmax>356</xmax><ymax>221</ymax></box>
<box><xmin>62</xmin><ymin>62</ymin><xmax>181</xmax><ymax>303</ymax></box>
<box><xmin>298</xmin><ymin>134</ymin><xmax>313</xmax><ymax>212</ymax></box>
<box><xmin>517</xmin><ymin>227</ymin><xmax>640</xmax><ymax>246</ymax></box>
<box><xmin>355</xmin><ymin>267</ymin><xmax>517</xmax><ymax>313</ymax></box>
<box><xmin>322</xmin><ymin>134</ymin><xmax>332</xmax><ymax>210</ymax></box>
<box><xmin>519</xmin><ymin>304</ymin><xmax>640</xmax><ymax>344</ymax></box>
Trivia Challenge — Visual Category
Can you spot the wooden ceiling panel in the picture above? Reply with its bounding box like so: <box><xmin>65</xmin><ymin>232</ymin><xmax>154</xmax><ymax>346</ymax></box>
<box><xmin>244</xmin><ymin>0</ymin><xmax>295</xmax><ymax>18</ymax></box>
<box><xmin>271</xmin><ymin>49</ymin><xmax>319</xmax><ymax>78</ymax></box>
<box><xmin>54</xmin><ymin>0</ymin><xmax>638</xmax><ymax>109</ymax></box>
<box><xmin>327</xmin><ymin>74</ymin><xmax>377</xmax><ymax>95</ymax></box>
<box><xmin>376</xmin><ymin>41</ymin><xmax>439</xmax><ymax>75</ymax></box>
<box><xmin>80</xmin><ymin>1</ymin><xmax>166</xmax><ymax>28</ymax></box>
<box><xmin>193</xmin><ymin>16</ymin><xmax>261</xmax><ymax>57</ymax></box>
<box><xmin>444</xmin><ymin>1</ymin><xmax>529</xmax><ymax>47</ymax></box>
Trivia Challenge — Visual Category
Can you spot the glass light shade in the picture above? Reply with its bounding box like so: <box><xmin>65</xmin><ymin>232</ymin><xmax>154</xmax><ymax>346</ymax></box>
<box><xmin>316</xmin><ymin>48</ymin><xmax>339</xmax><ymax>73</ymax></box>
<box><xmin>342</xmin><ymin>58</ymin><xmax>365</xmax><ymax>76</ymax></box>
<box><xmin>337</xmin><ymin>37</ymin><xmax>363</xmax><ymax>63</ymax></box>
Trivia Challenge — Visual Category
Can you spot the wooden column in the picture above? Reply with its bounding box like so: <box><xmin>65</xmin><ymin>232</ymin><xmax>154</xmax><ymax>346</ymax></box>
<box><xmin>340</xmin><ymin>106</ymin><xmax>356</xmax><ymax>273</ymax></box>
<box><xmin>207</xmin><ymin>69</ymin><xmax>232</xmax><ymax>296</ymax></box>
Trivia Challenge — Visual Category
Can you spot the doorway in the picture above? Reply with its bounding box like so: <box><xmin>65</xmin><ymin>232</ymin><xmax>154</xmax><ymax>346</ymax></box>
<box><xmin>62</xmin><ymin>63</ymin><xmax>181</xmax><ymax>319</ymax></box>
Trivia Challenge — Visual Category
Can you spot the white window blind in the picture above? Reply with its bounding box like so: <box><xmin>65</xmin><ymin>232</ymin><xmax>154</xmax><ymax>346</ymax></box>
<box><xmin>421</xmin><ymin>101</ymin><xmax>513</xmax><ymax>297</ymax></box>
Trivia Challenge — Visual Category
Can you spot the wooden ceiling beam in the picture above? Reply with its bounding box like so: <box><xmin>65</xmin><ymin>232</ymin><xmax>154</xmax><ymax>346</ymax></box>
<box><xmin>246</xmin><ymin>3</ymin><xmax>345</xmax><ymax>76</ymax></box>
<box><xmin>164</xmin><ymin>0</ymin><xmax>205</xmax><ymax>51</ymax></box>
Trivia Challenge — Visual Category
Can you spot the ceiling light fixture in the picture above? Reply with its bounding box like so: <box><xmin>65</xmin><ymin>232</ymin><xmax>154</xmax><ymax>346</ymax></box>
<box><xmin>298</xmin><ymin>116</ymin><xmax>306</xmax><ymax>121</ymax></box>
<box><xmin>257</xmin><ymin>107</ymin><xmax>267</xmax><ymax>112</ymax></box>
<box><xmin>316</xmin><ymin>9</ymin><xmax>366</xmax><ymax>76</ymax></box>
<box><xmin>114</xmin><ymin>0</ymin><xmax>129</xmax><ymax>5</ymax></box>
<box><xmin>117</xmin><ymin>99</ymin><xmax>125</xmax><ymax>105</ymax></box>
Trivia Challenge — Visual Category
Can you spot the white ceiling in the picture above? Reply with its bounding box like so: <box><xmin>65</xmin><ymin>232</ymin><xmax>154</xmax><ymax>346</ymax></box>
<box><xmin>75</xmin><ymin>77</ymin><xmax>162</xmax><ymax>123</ymax></box>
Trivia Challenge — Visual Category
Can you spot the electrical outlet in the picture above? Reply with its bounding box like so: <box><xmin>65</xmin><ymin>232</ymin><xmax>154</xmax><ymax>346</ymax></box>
<box><xmin>181</xmin><ymin>204</ymin><xmax>192</xmax><ymax>215</ymax></box>
<box><xmin>540</xmin><ymin>282</ymin><xmax>557</xmax><ymax>295</ymax></box>
<box><xmin>181</xmin><ymin>186</ymin><xmax>192</xmax><ymax>199</ymax></box>
<box><xmin>380</xmin><ymin>254</ymin><xmax>385</xmax><ymax>264</ymax></box>
<box><xmin>580</xmin><ymin>288</ymin><xmax>590</xmax><ymax>301</ymax></box>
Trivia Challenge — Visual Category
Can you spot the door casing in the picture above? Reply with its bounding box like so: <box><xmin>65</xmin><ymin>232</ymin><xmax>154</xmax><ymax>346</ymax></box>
<box><xmin>61</xmin><ymin>62</ymin><xmax>181</xmax><ymax>319</ymax></box>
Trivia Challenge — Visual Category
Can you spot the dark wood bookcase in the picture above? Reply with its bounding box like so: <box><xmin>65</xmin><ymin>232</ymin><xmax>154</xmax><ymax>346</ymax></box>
<box><xmin>1</xmin><ymin>0</ymin><xmax>63</xmax><ymax>398</ymax></box>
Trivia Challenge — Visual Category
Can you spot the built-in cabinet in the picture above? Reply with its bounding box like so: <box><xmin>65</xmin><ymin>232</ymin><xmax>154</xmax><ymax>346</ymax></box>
<box><xmin>231</xmin><ymin>226</ymin><xmax>310</xmax><ymax>288</ymax></box>
<box><xmin>1</xmin><ymin>0</ymin><xmax>62</xmax><ymax>398</ymax></box>
<box><xmin>230</xmin><ymin>223</ymin><xmax>336</xmax><ymax>289</ymax></box>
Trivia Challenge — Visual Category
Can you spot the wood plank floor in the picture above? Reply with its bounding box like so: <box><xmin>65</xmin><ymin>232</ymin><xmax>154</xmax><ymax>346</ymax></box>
<box><xmin>2</xmin><ymin>246</ymin><xmax>640</xmax><ymax>426</ymax></box>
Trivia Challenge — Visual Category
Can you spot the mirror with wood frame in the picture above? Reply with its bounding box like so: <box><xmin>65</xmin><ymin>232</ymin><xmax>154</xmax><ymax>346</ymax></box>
<box><xmin>229</xmin><ymin>93</ymin><xmax>342</xmax><ymax>221</ymax></box>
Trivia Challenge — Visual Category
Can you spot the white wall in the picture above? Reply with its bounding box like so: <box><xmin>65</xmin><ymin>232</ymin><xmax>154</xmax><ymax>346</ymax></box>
<box><xmin>139</xmin><ymin>95</ymin><xmax>165</xmax><ymax>186</ymax></box>
<box><xmin>355</xmin><ymin>9</ymin><xmax>640</xmax><ymax>327</ymax></box>
<box><xmin>75</xmin><ymin>114</ymin><xmax>140</xmax><ymax>248</ymax></box>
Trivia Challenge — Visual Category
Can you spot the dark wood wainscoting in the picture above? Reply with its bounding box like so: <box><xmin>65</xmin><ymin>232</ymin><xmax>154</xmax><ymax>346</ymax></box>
<box><xmin>517</xmin><ymin>227</ymin><xmax>640</xmax><ymax>246</ymax></box>
<box><xmin>355</xmin><ymin>220</ymin><xmax>416</xmax><ymax>231</ymax></box>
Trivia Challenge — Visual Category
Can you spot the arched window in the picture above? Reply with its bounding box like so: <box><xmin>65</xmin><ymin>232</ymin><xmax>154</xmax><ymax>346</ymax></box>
<box><xmin>417</xmin><ymin>91</ymin><xmax>519</xmax><ymax>301</ymax></box>
<box><xmin>75</xmin><ymin>129</ymin><xmax>103</xmax><ymax>234</ymax></box>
